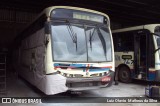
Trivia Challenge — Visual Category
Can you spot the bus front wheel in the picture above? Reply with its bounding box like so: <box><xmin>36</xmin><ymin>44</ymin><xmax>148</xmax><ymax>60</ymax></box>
<box><xmin>118</xmin><ymin>66</ymin><xmax>131</xmax><ymax>83</ymax></box>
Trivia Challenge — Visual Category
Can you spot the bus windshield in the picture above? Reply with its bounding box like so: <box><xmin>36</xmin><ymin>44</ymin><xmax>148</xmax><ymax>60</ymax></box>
<box><xmin>51</xmin><ymin>20</ymin><xmax>112</xmax><ymax>62</ymax></box>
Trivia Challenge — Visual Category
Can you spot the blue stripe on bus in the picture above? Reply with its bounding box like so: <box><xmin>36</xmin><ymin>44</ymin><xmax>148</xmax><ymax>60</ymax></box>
<box><xmin>54</xmin><ymin>63</ymin><xmax>111</xmax><ymax>72</ymax></box>
<box><xmin>54</xmin><ymin>63</ymin><xmax>86</xmax><ymax>67</ymax></box>
<box><xmin>89</xmin><ymin>68</ymin><xmax>110</xmax><ymax>72</ymax></box>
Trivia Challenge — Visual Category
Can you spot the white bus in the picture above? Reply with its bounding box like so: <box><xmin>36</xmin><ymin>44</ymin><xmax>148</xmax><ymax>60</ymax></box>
<box><xmin>112</xmin><ymin>24</ymin><xmax>160</xmax><ymax>83</ymax></box>
<box><xmin>12</xmin><ymin>6</ymin><xmax>115</xmax><ymax>95</ymax></box>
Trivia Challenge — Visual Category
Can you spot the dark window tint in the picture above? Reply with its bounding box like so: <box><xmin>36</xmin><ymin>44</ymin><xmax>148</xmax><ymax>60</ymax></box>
<box><xmin>113</xmin><ymin>31</ymin><xmax>134</xmax><ymax>52</ymax></box>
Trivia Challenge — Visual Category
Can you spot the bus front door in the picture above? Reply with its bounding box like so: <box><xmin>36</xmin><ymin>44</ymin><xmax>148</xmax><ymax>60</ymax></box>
<box><xmin>134</xmin><ymin>31</ymin><xmax>148</xmax><ymax>80</ymax></box>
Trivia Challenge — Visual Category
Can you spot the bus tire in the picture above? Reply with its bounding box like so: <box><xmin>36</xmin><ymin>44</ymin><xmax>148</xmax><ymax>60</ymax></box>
<box><xmin>118</xmin><ymin>66</ymin><xmax>131</xmax><ymax>83</ymax></box>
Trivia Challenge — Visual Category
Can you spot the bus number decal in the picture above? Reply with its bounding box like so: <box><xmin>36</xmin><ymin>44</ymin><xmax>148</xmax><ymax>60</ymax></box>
<box><xmin>123</xmin><ymin>59</ymin><xmax>134</xmax><ymax>65</ymax></box>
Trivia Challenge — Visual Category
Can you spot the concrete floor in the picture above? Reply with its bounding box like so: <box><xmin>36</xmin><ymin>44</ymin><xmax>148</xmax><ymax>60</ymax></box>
<box><xmin>3</xmin><ymin>72</ymin><xmax>146</xmax><ymax>97</ymax></box>
<box><xmin>0</xmin><ymin>72</ymin><xmax>159</xmax><ymax>106</ymax></box>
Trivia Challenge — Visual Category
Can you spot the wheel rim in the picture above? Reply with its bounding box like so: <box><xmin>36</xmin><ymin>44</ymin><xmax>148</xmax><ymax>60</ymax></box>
<box><xmin>121</xmin><ymin>71</ymin><xmax>129</xmax><ymax>79</ymax></box>
<box><xmin>119</xmin><ymin>66</ymin><xmax>130</xmax><ymax>82</ymax></box>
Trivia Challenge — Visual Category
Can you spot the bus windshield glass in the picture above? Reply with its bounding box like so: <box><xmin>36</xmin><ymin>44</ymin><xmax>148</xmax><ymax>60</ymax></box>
<box><xmin>51</xmin><ymin>20</ymin><xmax>112</xmax><ymax>62</ymax></box>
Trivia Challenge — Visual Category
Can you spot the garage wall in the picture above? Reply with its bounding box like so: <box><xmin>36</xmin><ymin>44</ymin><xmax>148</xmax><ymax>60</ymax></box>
<box><xmin>0</xmin><ymin>9</ymin><xmax>38</xmax><ymax>48</ymax></box>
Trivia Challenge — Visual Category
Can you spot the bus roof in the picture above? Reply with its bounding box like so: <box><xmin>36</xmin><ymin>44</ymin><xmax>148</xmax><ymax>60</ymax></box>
<box><xmin>27</xmin><ymin>6</ymin><xmax>110</xmax><ymax>32</ymax></box>
<box><xmin>32</xmin><ymin>6</ymin><xmax>110</xmax><ymax>24</ymax></box>
<box><xmin>112</xmin><ymin>24</ymin><xmax>160</xmax><ymax>33</ymax></box>
<box><xmin>45</xmin><ymin>6</ymin><xmax>109</xmax><ymax>19</ymax></box>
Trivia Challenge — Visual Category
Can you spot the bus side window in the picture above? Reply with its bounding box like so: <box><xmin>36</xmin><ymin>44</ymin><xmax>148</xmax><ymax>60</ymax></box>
<box><xmin>113</xmin><ymin>32</ymin><xmax>134</xmax><ymax>52</ymax></box>
<box><xmin>113</xmin><ymin>35</ymin><xmax>122</xmax><ymax>51</ymax></box>
<box><xmin>123</xmin><ymin>32</ymin><xmax>134</xmax><ymax>51</ymax></box>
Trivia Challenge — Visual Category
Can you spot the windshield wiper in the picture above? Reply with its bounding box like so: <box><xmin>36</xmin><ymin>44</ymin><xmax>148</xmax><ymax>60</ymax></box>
<box><xmin>151</xmin><ymin>33</ymin><xmax>160</xmax><ymax>37</ymax></box>
<box><xmin>66</xmin><ymin>20</ymin><xmax>77</xmax><ymax>51</ymax></box>
<box><xmin>97</xmin><ymin>27</ymin><xmax>107</xmax><ymax>60</ymax></box>
<box><xmin>89</xmin><ymin>27</ymin><xmax>96</xmax><ymax>50</ymax></box>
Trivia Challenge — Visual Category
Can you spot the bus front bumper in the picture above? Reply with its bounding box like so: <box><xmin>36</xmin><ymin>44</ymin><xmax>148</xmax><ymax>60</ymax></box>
<box><xmin>66</xmin><ymin>71</ymin><xmax>114</xmax><ymax>91</ymax></box>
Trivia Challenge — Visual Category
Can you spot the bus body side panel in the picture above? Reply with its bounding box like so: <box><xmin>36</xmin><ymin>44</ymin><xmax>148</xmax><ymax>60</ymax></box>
<box><xmin>115</xmin><ymin>52</ymin><xmax>134</xmax><ymax>69</ymax></box>
<box><xmin>19</xmin><ymin>27</ymin><xmax>46</xmax><ymax>86</ymax></box>
<box><xmin>115</xmin><ymin>52</ymin><xmax>134</xmax><ymax>77</ymax></box>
